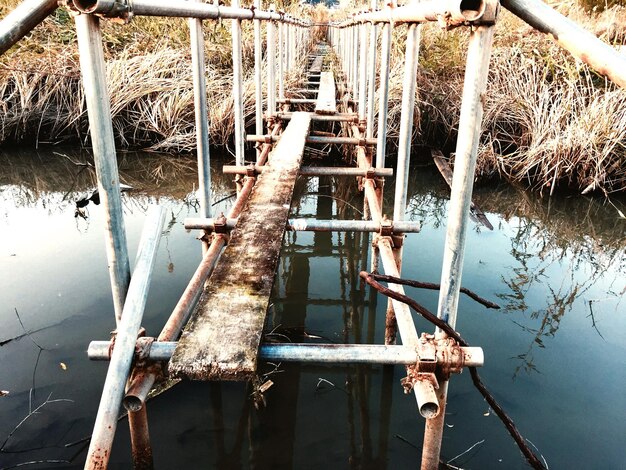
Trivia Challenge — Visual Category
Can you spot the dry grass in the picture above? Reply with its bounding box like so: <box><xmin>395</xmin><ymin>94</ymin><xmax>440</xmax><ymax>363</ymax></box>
<box><xmin>409</xmin><ymin>4</ymin><xmax>626</xmax><ymax>194</ymax></box>
<box><xmin>0</xmin><ymin>3</ymin><xmax>312</xmax><ymax>150</ymax></box>
<box><xmin>2</xmin><ymin>1</ymin><xmax>626</xmax><ymax>192</ymax></box>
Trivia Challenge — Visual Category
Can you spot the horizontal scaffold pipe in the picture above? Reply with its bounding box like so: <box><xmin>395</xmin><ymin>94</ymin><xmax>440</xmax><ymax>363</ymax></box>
<box><xmin>275</xmin><ymin>112</ymin><xmax>359</xmax><ymax>122</ymax></box>
<box><xmin>333</xmin><ymin>0</ymin><xmax>497</xmax><ymax>27</ymax></box>
<box><xmin>502</xmin><ymin>0</ymin><xmax>626</xmax><ymax>90</ymax></box>
<box><xmin>222</xmin><ymin>165</ymin><xmax>393</xmax><ymax>177</ymax></box>
<box><xmin>184</xmin><ymin>217</ymin><xmax>422</xmax><ymax>233</ymax></box>
<box><xmin>246</xmin><ymin>134</ymin><xmax>377</xmax><ymax>146</ymax></box>
<box><xmin>70</xmin><ymin>0</ymin><xmax>309</xmax><ymax>24</ymax></box>
<box><xmin>88</xmin><ymin>341</ymin><xmax>485</xmax><ymax>367</ymax></box>
<box><xmin>0</xmin><ymin>0</ymin><xmax>58</xmax><ymax>55</ymax></box>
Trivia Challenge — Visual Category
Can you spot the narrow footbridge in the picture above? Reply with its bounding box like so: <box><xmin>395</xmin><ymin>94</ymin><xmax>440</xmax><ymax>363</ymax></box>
<box><xmin>1</xmin><ymin>0</ymin><xmax>625</xmax><ymax>468</ymax></box>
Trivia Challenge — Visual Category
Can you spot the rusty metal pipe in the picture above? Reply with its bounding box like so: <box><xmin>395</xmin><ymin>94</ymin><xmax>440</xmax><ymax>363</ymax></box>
<box><xmin>0</xmin><ymin>0</ymin><xmax>58</xmax><ymax>56</ymax></box>
<box><xmin>128</xmin><ymin>407</ymin><xmax>153</xmax><ymax>470</ymax></box>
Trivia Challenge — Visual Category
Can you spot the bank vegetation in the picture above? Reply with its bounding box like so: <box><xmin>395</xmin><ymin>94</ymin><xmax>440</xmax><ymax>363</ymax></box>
<box><xmin>0</xmin><ymin>0</ymin><xmax>625</xmax><ymax>194</ymax></box>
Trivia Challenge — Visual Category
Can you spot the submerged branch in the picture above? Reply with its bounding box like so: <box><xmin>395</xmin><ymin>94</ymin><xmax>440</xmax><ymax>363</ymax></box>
<box><xmin>360</xmin><ymin>271</ymin><xmax>547</xmax><ymax>470</ymax></box>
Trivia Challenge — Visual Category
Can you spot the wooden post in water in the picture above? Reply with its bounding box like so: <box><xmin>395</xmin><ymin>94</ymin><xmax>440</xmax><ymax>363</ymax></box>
<box><xmin>254</xmin><ymin>0</ymin><xmax>263</xmax><ymax>161</ymax></box>
<box><xmin>231</xmin><ymin>0</ymin><xmax>245</xmax><ymax>165</ymax></box>
<box><xmin>189</xmin><ymin>2</ymin><xmax>212</xmax><ymax>220</ymax></box>
<box><xmin>421</xmin><ymin>23</ymin><xmax>496</xmax><ymax>470</ymax></box>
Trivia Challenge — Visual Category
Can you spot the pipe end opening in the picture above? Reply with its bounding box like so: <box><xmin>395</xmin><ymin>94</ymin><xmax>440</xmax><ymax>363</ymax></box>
<box><xmin>460</xmin><ymin>0</ymin><xmax>485</xmax><ymax>21</ymax></box>
<box><xmin>419</xmin><ymin>402</ymin><xmax>440</xmax><ymax>419</ymax></box>
<box><xmin>123</xmin><ymin>396</ymin><xmax>144</xmax><ymax>413</ymax></box>
<box><xmin>72</xmin><ymin>0</ymin><xmax>98</xmax><ymax>13</ymax></box>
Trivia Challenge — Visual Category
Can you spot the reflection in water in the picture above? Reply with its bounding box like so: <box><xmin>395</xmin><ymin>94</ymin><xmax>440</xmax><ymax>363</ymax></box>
<box><xmin>0</xmin><ymin>149</ymin><xmax>624</xmax><ymax>469</ymax></box>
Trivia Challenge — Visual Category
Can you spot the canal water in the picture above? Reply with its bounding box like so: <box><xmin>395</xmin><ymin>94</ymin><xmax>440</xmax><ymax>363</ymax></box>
<box><xmin>0</xmin><ymin>149</ymin><xmax>624</xmax><ymax>469</ymax></box>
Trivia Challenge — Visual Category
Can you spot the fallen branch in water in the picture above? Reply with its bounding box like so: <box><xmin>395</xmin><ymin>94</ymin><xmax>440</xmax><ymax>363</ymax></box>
<box><xmin>360</xmin><ymin>271</ymin><xmax>547</xmax><ymax>470</ymax></box>
<box><xmin>367</xmin><ymin>273</ymin><xmax>500</xmax><ymax>309</ymax></box>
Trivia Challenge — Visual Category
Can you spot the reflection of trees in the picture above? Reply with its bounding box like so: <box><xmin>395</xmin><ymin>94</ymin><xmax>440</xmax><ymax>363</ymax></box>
<box><xmin>401</xmin><ymin>166</ymin><xmax>624</xmax><ymax>378</ymax></box>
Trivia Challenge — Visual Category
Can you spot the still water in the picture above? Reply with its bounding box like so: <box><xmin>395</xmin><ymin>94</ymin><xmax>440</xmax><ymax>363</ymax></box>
<box><xmin>0</xmin><ymin>149</ymin><xmax>624</xmax><ymax>469</ymax></box>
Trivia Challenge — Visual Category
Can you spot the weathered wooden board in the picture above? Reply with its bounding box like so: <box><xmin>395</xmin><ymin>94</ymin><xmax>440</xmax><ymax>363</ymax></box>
<box><xmin>309</xmin><ymin>55</ymin><xmax>323</xmax><ymax>73</ymax></box>
<box><xmin>432</xmin><ymin>150</ymin><xmax>494</xmax><ymax>231</ymax></box>
<box><xmin>169</xmin><ymin>112</ymin><xmax>312</xmax><ymax>381</ymax></box>
<box><xmin>315</xmin><ymin>71</ymin><xmax>336</xmax><ymax>115</ymax></box>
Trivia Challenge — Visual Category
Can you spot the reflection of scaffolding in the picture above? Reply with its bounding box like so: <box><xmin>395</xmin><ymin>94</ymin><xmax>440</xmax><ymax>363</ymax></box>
<box><xmin>4</xmin><ymin>0</ymin><xmax>625</xmax><ymax>467</ymax></box>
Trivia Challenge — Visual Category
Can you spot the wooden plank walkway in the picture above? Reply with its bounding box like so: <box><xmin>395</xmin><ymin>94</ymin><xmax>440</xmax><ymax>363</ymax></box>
<box><xmin>309</xmin><ymin>55</ymin><xmax>323</xmax><ymax>73</ymax></box>
<box><xmin>169</xmin><ymin>112</ymin><xmax>312</xmax><ymax>381</ymax></box>
<box><xmin>315</xmin><ymin>71</ymin><xmax>336</xmax><ymax>115</ymax></box>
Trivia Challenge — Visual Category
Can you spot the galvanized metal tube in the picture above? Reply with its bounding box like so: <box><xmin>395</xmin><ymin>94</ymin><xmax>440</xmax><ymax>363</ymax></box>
<box><xmin>253</xmin><ymin>0</ymin><xmax>263</xmax><ymax>161</ymax></box>
<box><xmin>184</xmin><ymin>217</ymin><xmax>421</xmax><ymax>233</ymax></box>
<box><xmin>267</xmin><ymin>12</ymin><xmax>276</xmax><ymax>118</ymax></box>
<box><xmin>366</xmin><ymin>9</ymin><xmax>378</xmax><ymax>139</ymax></box>
<box><xmin>189</xmin><ymin>7</ymin><xmax>212</xmax><ymax>219</ymax></box>
<box><xmin>278</xmin><ymin>20</ymin><xmax>285</xmax><ymax>100</ymax></box>
<box><xmin>393</xmin><ymin>21</ymin><xmax>420</xmax><ymax>222</ymax></box>
<box><xmin>276</xmin><ymin>112</ymin><xmax>357</xmax><ymax>122</ymax></box>
<box><xmin>222</xmin><ymin>165</ymin><xmax>393</xmax><ymax>177</ymax></box>
<box><xmin>422</xmin><ymin>25</ymin><xmax>496</xmax><ymax>470</ymax></box>
<box><xmin>84</xmin><ymin>207</ymin><xmax>165</xmax><ymax>469</ymax></box>
<box><xmin>352</xmin><ymin>25</ymin><xmax>358</xmax><ymax>97</ymax></box>
<box><xmin>0</xmin><ymin>0</ymin><xmax>58</xmax><ymax>55</ymax></box>
<box><xmin>375</xmin><ymin>17</ymin><xmax>392</xmax><ymax>169</ymax></box>
<box><xmin>75</xmin><ymin>14</ymin><xmax>131</xmax><ymax>325</ymax></box>
<box><xmin>246</xmin><ymin>134</ymin><xmax>375</xmax><ymax>145</ymax></box>
<box><xmin>88</xmin><ymin>341</ymin><xmax>484</xmax><ymax>367</ymax></box>
<box><xmin>347</xmin><ymin>0</ymin><xmax>487</xmax><ymax>25</ymax></box>
<box><xmin>503</xmin><ymin>0</ymin><xmax>626</xmax><ymax>90</ymax></box>
<box><xmin>71</xmin><ymin>0</ymin><xmax>307</xmax><ymax>22</ymax></box>
<box><xmin>231</xmin><ymin>0</ymin><xmax>245</xmax><ymax>166</ymax></box>
<box><xmin>358</xmin><ymin>22</ymin><xmax>368</xmax><ymax>122</ymax></box>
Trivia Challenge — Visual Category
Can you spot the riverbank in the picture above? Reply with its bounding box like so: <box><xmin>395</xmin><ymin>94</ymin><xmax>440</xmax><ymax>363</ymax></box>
<box><xmin>1</xmin><ymin>1</ymin><xmax>625</xmax><ymax>193</ymax></box>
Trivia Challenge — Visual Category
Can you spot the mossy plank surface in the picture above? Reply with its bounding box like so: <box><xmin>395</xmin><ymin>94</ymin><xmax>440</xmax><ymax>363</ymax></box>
<box><xmin>169</xmin><ymin>112</ymin><xmax>311</xmax><ymax>381</ymax></box>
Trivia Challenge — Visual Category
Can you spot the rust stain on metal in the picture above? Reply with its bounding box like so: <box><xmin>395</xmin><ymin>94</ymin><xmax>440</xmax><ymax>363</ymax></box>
<box><xmin>168</xmin><ymin>112</ymin><xmax>311</xmax><ymax>381</ymax></box>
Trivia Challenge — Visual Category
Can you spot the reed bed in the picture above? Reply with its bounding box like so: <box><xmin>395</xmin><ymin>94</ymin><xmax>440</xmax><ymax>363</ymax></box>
<box><xmin>1</xmin><ymin>1</ymin><xmax>625</xmax><ymax>193</ymax></box>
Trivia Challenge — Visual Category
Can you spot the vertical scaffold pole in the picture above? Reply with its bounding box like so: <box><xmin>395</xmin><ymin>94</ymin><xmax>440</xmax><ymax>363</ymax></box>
<box><xmin>375</xmin><ymin>1</ymin><xmax>394</xmax><ymax>169</ymax></box>
<box><xmin>267</xmin><ymin>7</ymin><xmax>276</xmax><ymax>122</ymax></box>
<box><xmin>366</xmin><ymin>0</ymin><xmax>377</xmax><ymax>140</ymax></box>
<box><xmin>278</xmin><ymin>20</ymin><xmax>285</xmax><ymax>100</ymax></box>
<box><xmin>352</xmin><ymin>24</ymin><xmax>358</xmax><ymax>99</ymax></box>
<box><xmin>254</xmin><ymin>0</ymin><xmax>263</xmax><ymax>161</ymax></box>
<box><xmin>393</xmin><ymin>20</ymin><xmax>420</xmax><ymax>222</ymax></box>
<box><xmin>75</xmin><ymin>14</ymin><xmax>130</xmax><ymax>326</ymax></box>
<box><xmin>189</xmin><ymin>3</ymin><xmax>212</xmax><ymax>220</ymax></box>
<box><xmin>421</xmin><ymin>24</ymin><xmax>496</xmax><ymax>470</ymax></box>
<box><xmin>358</xmin><ymin>21</ymin><xmax>368</xmax><ymax>125</ymax></box>
<box><xmin>84</xmin><ymin>207</ymin><xmax>165</xmax><ymax>469</ymax></box>
<box><xmin>231</xmin><ymin>0</ymin><xmax>245</xmax><ymax>166</ymax></box>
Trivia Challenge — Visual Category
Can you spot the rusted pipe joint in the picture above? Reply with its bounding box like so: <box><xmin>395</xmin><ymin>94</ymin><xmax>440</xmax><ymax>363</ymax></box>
<box><xmin>213</xmin><ymin>214</ymin><xmax>229</xmax><ymax>234</ymax></box>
